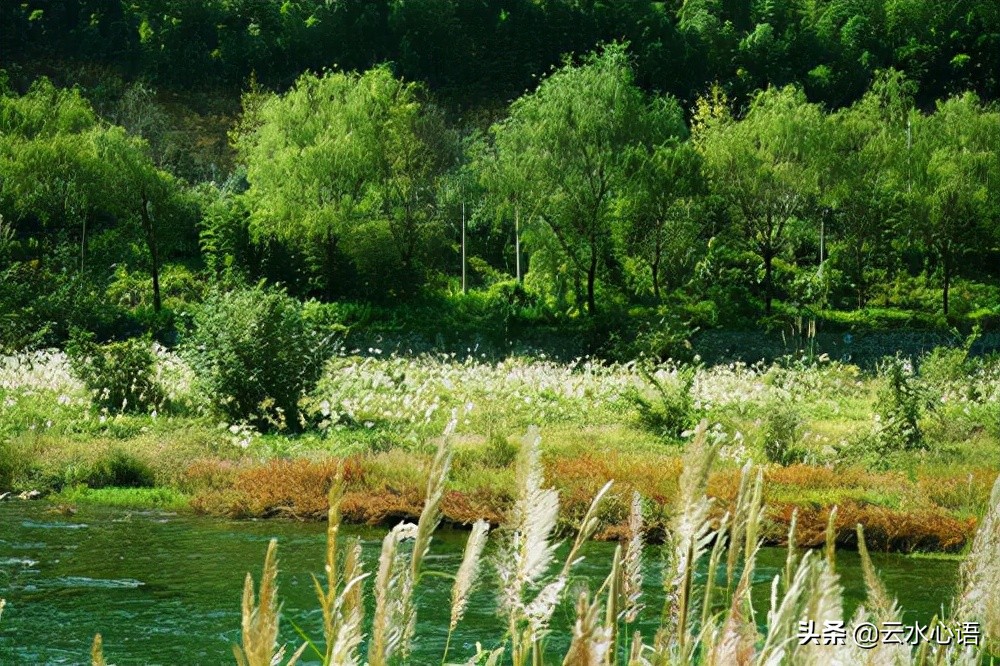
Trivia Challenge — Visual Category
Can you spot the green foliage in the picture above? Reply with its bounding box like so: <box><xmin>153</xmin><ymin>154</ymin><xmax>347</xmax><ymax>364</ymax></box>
<box><xmin>697</xmin><ymin>85</ymin><xmax>829</xmax><ymax>315</ymax></box>
<box><xmin>68</xmin><ymin>449</ymin><xmax>157</xmax><ymax>489</ymax></box>
<box><xmin>761</xmin><ymin>400</ymin><xmax>807</xmax><ymax>465</ymax></box>
<box><xmin>183</xmin><ymin>285</ymin><xmax>337</xmax><ymax>431</ymax></box>
<box><xmin>627</xmin><ymin>362</ymin><xmax>697</xmax><ymax>440</ymax></box>
<box><xmin>488</xmin><ymin>42</ymin><xmax>686</xmax><ymax>316</ymax></box>
<box><xmin>919</xmin><ymin>328</ymin><xmax>979</xmax><ymax>387</ymax></box>
<box><xmin>235</xmin><ymin>66</ymin><xmax>457</xmax><ymax>299</ymax></box>
<box><xmin>874</xmin><ymin>355</ymin><xmax>925</xmax><ymax>452</ymax></box>
<box><xmin>66</xmin><ymin>331</ymin><xmax>164</xmax><ymax>414</ymax></box>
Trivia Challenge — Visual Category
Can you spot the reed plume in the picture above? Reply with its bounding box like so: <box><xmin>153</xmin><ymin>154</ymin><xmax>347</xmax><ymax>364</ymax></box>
<box><xmin>655</xmin><ymin>420</ymin><xmax>719</xmax><ymax>661</ymax></box>
<box><xmin>563</xmin><ymin>590</ymin><xmax>613</xmax><ymax>666</ymax></box>
<box><xmin>401</xmin><ymin>426</ymin><xmax>454</xmax><ymax>657</ymax></box>
<box><xmin>850</xmin><ymin>524</ymin><xmax>910</xmax><ymax>666</ymax></box>
<box><xmin>497</xmin><ymin>426</ymin><xmax>561</xmax><ymax>666</ymax></box>
<box><xmin>369</xmin><ymin>521</ymin><xmax>419</xmax><ymax>666</ymax></box>
<box><xmin>234</xmin><ymin>538</ymin><xmax>306</xmax><ymax>666</ymax></box>
<box><xmin>91</xmin><ymin>634</ymin><xmax>106</xmax><ymax>666</ymax></box>
<box><xmin>954</xmin><ymin>474</ymin><xmax>1000</xmax><ymax>650</ymax></box>
<box><xmin>444</xmin><ymin>519</ymin><xmax>490</xmax><ymax>664</ymax></box>
<box><xmin>708</xmin><ymin>465</ymin><xmax>766</xmax><ymax>666</ymax></box>
<box><xmin>622</xmin><ymin>492</ymin><xmax>645</xmax><ymax>625</ymax></box>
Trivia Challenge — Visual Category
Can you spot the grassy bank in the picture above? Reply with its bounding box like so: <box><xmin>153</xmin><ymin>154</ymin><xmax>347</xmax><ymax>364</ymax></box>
<box><xmin>1</xmin><ymin>348</ymin><xmax>999</xmax><ymax>553</ymax></box>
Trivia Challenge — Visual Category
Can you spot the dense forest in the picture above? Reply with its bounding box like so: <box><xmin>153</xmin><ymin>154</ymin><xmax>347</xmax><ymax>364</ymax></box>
<box><xmin>3</xmin><ymin>0</ymin><xmax>1000</xmax><ymax>356</ymax></box>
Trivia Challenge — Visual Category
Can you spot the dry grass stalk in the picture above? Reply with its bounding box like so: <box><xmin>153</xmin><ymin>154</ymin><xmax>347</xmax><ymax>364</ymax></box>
<box><xmin>326</xmin><ymin>538</ymin><xmax>367</xmax><ymax>665</ymax></box>
<box><xmin>401</xmin><ymin>427</ymin><xmax>455</xmax><ymax>657</ymax></box>
<box><xmin>563</xmin><ymin>590</ymin><xmax>613</xmax><ymax>666</ymax></box>
<box><xmin>444</xmin><ymin>519</ymin><xmax>491</xmax><ymax>664</ymax></box>
<box><xmin>233</xmin><ymin>538</ymin><xmax>306</xmax><ymax>666</ymax></box>
<box><xmin>91</xmin><ymin>633</ymin><xmax>106</xmax><ymax>666</ymax></box>
<box><xmin>700</xmin><ymin>512</ymin><xmax>730</xmax><ymax>636</ymax></box>
<box><xmin>369</xmin><ymin>521</ymin><xmax>418</xmax><ymax>666</ymax></box>
<box><xmin>604</xmin><ymin>544</ymin><xmax>624</xmax><ymax>658</ymax></box>
<box><xmin>756</xmin><ymin>550</ymin><xmax>815</xmax><ymax>664</ymax></box>
<box><xmin>824</xmin><ymin>506</ymin><xmax>839</xmax><ymax>568</ymax></box>
<box><xmin>627</xmin><ymin>631</ymin><xmax>646</xmax><ymax>666</ymax></box>
<box><xmin>560</xmin><ymin>480</ymin><xmax>614</xmax><ymax>579</ymax></box>
<box><xmin>852</xmin><ymin>524</ymin><xmax>910</xmax><ymax>666</ymax></box>
<box><xmin>0</xmin><ymin>598</ymin><xmax>5</xmax><ymax>624</ymax></box>
<box><xmin>622</xmin><ymin>492</ymin><xmax>645</xmax><ymax>625</ymax></box>
<box><xmin>726</xmin><ymin>462</ymin><xmax>754</xmax><ymax>589</ymax></box>
<box><xmin>783</xmin><ymin>509</ymin><xmax>799</xmax><ymax>597</ymax></box>
<box><xmin>314</xmin><ymin>472</ymin><xmax>343</xmax><ymax>663</ymax></box>
<box><xmin>954</xmin><ymin>474</ymin><xmax>1000</xmax><ymax>651</ymax></box>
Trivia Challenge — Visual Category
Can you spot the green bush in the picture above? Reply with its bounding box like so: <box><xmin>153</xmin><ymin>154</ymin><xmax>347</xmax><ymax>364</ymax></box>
<box><xmin>66</xmin><ymin>331</ymin><xmax>164</xmax><ymax>414</ymax></box>
<box><xmin>761</xmin><ymin>400</ymin><xmax>806</xmax><ymax>465</ymax></box>
<box><xmin>183</xmin><ymin>285</ymin><xmax>336</xmax><ymax>431</ymax></box>
<box><xmin>627</xmin><ymin>362</ymin><xmax>696</xmax><ymax>440</ymax></box>
<box><xmin>63</xmin><ymin>449</ymin><xmax>156</xmax><ymax>489</ymax></box>
<box><xmin>919</xmin><ymin>328</ymin><xmax>978</xmax><ymax>388</ymax></box>
<box><xmin>874</xmin><ymin>355</ymin><xmax>924</xmax><ymax>452</ymax></box>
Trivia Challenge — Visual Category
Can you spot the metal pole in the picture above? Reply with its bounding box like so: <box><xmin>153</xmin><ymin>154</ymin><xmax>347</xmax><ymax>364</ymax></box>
<box><xmin>461</xmin><ymin>201</ymin><xmax>466</xmax><ymax>294</ymax></box>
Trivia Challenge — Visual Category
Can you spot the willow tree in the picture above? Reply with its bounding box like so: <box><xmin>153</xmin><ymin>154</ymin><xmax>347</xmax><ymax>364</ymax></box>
<box><xmin>234</xmin><ymin>65</ymin><xmax>457</xmax><ymax>298</ymax></box>
<box><xmin>825</xmin><ymin>70</ymin><xmax>914</xmax><ymax>309</ymax></box>
<box><xmin>93</xmin><ymin>127</ymin><xmax>186</xmax><ymax>313</ymax></box>
<box><xmin>488</xmin><ymin>43</ymin><xmax>685</xmax><ymax>316</ymax></box>
<box><xmin>617</xmin><ymin>140</ymin><xmax>704</xmax><ymax>301</ymax></box>
<box><xmin>697</xmin><ymin>86</ymin><xmax>828</xmax><ymax>315</ymax></box>
<box><xmin>0</xmin><ymin>79</ymin><xmax>185</xmax><ymax>314</ymax></box>
<box><xmin>904</xmin><ymin>93</ymin><xmax>1000</xmax><ymax>315</ymax></box>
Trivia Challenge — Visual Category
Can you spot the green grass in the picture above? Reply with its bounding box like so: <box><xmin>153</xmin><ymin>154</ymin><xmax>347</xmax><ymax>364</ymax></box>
<box><xmin>51</xmin><ymin>485</ymin><xmax>190</xmax><ymax>510</ymax></box>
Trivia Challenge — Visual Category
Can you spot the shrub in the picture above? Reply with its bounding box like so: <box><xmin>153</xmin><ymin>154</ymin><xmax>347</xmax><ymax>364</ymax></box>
<box><xmin>68</xmin><ymin>449</ymin><xmax>157</xmax><ymax>489</ymax></box>
<box><xmin>761</xmin><ymin>400</ymin><xmax>806</xmax><ymax>465</ymax></box>
<box><xmin>627</xmin><ymin>362</ymin><xmax>696</xmax><ymax>440</ymax></box>
<box><xmin>874</xmin><ymin>355</ymin><xmax>924</xmax><ymax>451</ymax></box>
<box><xmin>93</xmin><ymin>450</ymin><xmax>156</xmax><ymax>488</ymax></box>
<box><xmin>919</xmin><ymin>327</ymin><xmax>979</xmax><ymax>387</ymax></box>
<box><xmin>183</xmin><ymin>285</ymin><xmax>337</xmax><ymax>431</ymax></box>
<box><xmin>66</xmin><ymin>331</ymin><xmax>164</xmax><ymax>413</ymax></box>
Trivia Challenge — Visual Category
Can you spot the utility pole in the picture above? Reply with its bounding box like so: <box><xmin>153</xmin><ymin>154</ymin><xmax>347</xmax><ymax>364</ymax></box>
<box><xmin>461</xmin><ymin>200</ymin><xmax>466</xmax><ymax>294</ymax></box>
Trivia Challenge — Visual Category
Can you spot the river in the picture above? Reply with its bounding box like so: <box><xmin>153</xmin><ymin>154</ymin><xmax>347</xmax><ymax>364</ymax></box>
<box><xmin>0</xmin><ymin>502</ymin><xmax>961</xmax><ymax>665</ymax></box>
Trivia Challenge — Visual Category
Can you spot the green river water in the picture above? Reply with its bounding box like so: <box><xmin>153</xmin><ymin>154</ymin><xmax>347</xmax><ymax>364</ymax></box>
<box><xmin>0</xmin><ymin>502</ymin><xmax>961</xmax><ymax>665</ymax></box>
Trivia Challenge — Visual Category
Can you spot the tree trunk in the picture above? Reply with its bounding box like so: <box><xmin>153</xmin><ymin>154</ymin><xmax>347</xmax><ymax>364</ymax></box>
<box><xmin>651</xmin><ymin>256</ymin><xmax>661</xmax><ymax>301</ymax></box>
<box><xmin>763</xmin><ymin>248</ymin><xmax>774</xmax><ymax>316</ymax></box>
<box><xmin>651</xmin><ymin>241</ymin><xmax>662</xmax><ymax>301</ymax></box>
<box><xmin>139</xmin><ymin>192</ymin><xmax>161</xmax><ymax>313</ymax></box>
<box><xmin>586</xmin><ymin>243</ymin><xmax>598</xmax><ymax>316</ymax></box>
<box><xmin>942</xmin><ymin>254</ymin><xmax>951</xmax><ymax>316</ymax></box>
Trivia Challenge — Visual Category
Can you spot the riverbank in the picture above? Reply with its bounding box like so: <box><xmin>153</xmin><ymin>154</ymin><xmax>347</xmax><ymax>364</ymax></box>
<box><xmin>2</xmin><ymin>425</ymin><xmax>993</xmax><ymax>553</ymax></box>
<box><xmin>2</xmin><ymin>349</ymin><xmax>998</xmax><ymax>553</ymax></box>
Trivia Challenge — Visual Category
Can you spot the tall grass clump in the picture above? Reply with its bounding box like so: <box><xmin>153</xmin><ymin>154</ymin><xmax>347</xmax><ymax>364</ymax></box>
<box><xmin>954</xmin><ymin>475</ymin><xmax>1000</xmax><ymax>654</ymax></box>
<box><xmin>761</xmin><ymin>399</ymin><xmax>805</xmax><ymax>466</ymax></box>
<box><xmin>495</xmin><ymin>425</ymin><xmax>613</xmax><ymax>665</ymax></box>
<box><xmin>229</xmin><ymin>426</ymin><xmax>997</xmax><ymax>664</ymax></box>
<box><xmin>294</xmin><ymin>468</ymin><xmax>368</xmax><ymax>665</ymax></box>
<box><xmin>184</xmin><ymin>285</ymin><xmax>337</xmax><ymax>431</ymax></box>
